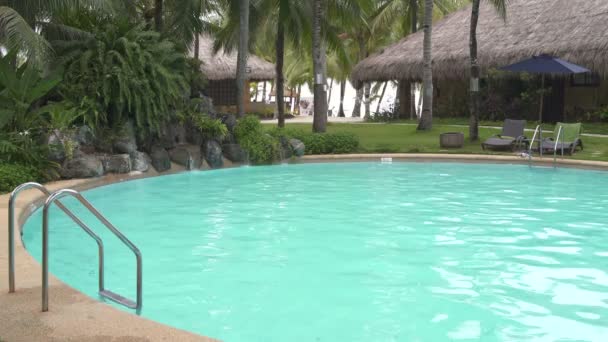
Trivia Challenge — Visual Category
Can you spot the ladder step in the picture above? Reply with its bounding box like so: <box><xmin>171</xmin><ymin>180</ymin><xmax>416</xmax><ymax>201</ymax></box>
<box><xmin>99</xmin><ymin>290</ymin><xmax>137</xmax><ymax>309</ymax></box>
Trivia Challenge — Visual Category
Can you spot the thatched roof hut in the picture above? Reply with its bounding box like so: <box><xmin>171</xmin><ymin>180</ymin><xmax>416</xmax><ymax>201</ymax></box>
<box><xmin>351</xmin><ymin>0</ymin><xmax>608</xmax><ymax>86</ymax></box>
<box><xmin>194</xmin><ymin>34</ymin><xmax>275</xmax><ymax>81</ymax></box>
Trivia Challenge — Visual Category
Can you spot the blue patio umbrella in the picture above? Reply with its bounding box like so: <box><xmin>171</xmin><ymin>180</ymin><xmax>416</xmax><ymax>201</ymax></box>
<box><xmin>500</xmin><ymin>55</ymin><xmax>591</xmax><ymax>122</ymax></box>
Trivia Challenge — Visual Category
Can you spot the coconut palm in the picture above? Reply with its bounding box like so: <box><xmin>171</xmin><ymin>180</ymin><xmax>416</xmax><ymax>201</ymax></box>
<box><xmin>236</xmin><ymin>0</ymin><xmax>249</xmax><ymax>117</ymax></box>
<box><xmin>312</xmin><ymin>0</ymin><xmax>327</xmax><ymax>132</ymax></box>
<box><xmin>0</xmin><ymin>0</ymin><xmax>109</xmax><ymax>67</ymax></box>
<box><xmin>373</xmin><ymin>0</ymin><xmax>467</xmax><ymax>119</ymax></box>
<box><xmin>417</xmin><ymin>0</ymin><xmax>434</xmax><ymax>130</ymax></box>
<box><xmin>215</xmin><ymin>0</ymin><xmax>311</xmax><ymax>127</ymax></box>
<box><xmin>469</xmin><ymin>0</ymin><xmax>507</xmax><ymax>141</ymax></box>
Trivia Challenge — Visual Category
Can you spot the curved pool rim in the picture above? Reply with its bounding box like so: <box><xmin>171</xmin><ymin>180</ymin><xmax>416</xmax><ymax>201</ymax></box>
<box><xmin>8</xmin><ymin>153</ymin><xmax>608</xmax><ymax>341</ymax></box>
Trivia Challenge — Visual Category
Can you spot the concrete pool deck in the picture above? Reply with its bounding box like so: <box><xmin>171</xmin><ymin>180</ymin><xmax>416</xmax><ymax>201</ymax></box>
<box><xmin>0</xmin><ymin>168</ymin><xmax>218</xmax><ymax>342</ymax></box>
<box><xmin>2</xmin><ymin>154</ymin><xmax>608</xmax><ymax>341</ymax></box>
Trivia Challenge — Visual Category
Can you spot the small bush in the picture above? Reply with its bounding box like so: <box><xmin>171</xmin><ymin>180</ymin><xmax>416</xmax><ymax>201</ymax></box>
<box><xmin>193</xmin><ymin>116</ymin><xmax>228</xmax><ymax>141</ymax></box>
<box><xmin>234</xmin><ymin>116</ymin><xmax>279</xmax><ymax>164</ymax></box>
<box><xmin>269</xmin><ymin>128</ymin><xmax>359</xmax><ymax>155</ymax></box>
<box><xmin>0</xmin><ymin>164</ymin><xmax>40</xmax><ymax>194</ymax></box>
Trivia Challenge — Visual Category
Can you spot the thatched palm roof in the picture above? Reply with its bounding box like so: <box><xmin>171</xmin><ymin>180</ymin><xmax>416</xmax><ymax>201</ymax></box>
<box><xmin>193</xmin><ymin>34</ymin><xmax>275</xmax><ymax>81</ymax></box>
<box><xmin>351</xmin><ymin>0</ymin><xmax>608</xmax><ymax>86</ymax></box>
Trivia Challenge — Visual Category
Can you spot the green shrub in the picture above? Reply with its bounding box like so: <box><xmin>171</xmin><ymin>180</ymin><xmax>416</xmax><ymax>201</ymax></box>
<box><xmin>56</xmin><ymin>15</ymin><xmax>190</xmax><ymax>137</ymax></box>
<box><xmin>269</xmin><ymin>128</ymin><xmax>359</xmax><ymax>155</ymax></box>
<box><xmin>193</xmin><ymin>116</ymin><xmax>228</xmax><ymax>141</ymax></box>
<box><xmin>0</xmin><ymin>164</ymin><xmax>40</xmax><ymax>194</ymax></box>
<box><xmin>234</xmin><ymin>116</ymin><xmax>279</xmax><ymax>164</ymax></box>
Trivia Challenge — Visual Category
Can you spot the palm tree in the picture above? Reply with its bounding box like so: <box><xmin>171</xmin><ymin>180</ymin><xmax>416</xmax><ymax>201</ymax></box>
<box><xmin>417</xmin><ymin>0</ymin><xmax>433</xmax><ymax>130</ymax></box>
<box><xmin>0</xmin><ymin>0</ymin><xmax>108</xmax><ymax>67</ymax></box>
<box><xmin>373</xmin><ymin>0</ymin><xmax>467</xmax><ymax>119</ymax></box>
<box><xmin>236</xmin><ymin>0</ymin><xmax>249</xmax><ymax>117</ymax></box>
<box><xmin>469</xmin><ymin>0</ymin><xmax>507</xmax><ymax>140</ymax></box>
<box><xmin>216</xmin><ymin>0</ymin><xmax>310</xmax><ymax>127</ymax></box>
<box><xmin>155</xmin><ymin>0</ymin><xmax>163</xmax><ymax>31</ymax></box>
<box><xmin>312</xmin><ymin>0</ymin><xmax>327</xmax><ymax>132</ymax></box>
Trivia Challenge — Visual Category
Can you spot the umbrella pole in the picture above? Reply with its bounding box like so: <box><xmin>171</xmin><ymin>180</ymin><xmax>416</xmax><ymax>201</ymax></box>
<box><xmin>538</xmin><ymin>74</ymin><xmax>545</xmax><ymax>123</ymax></box>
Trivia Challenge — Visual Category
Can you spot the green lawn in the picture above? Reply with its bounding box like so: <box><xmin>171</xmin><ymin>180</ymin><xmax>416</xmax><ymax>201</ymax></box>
<box><xmin>272</xmin><ymin>123</ymin><xmax>608</xmax><ymax>161</ymax></box>
<box><xmin>395</xmin><ymin>118</ymin><xmax>608</xmax><ymax>135</ymax></box>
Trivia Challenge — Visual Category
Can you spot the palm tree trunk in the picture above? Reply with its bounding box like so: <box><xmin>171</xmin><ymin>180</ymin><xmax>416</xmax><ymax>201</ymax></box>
<box><xmin>194</xmin><ymin>35</ymin><xmax>200</xmax><ymax>60</ymax></box>
<box><xmin>417</xmin><ymin>0</ymin><xmax>434</xmax><ymax>131</ymax></box>
<box><xmin>236</xmin><ymin>0</ymin><xmax>250</xmax><ymax>118</ymax></box>
<box><xmin>312</xmin><ymin>0</ymin><xmax>327</xmax><ymax>132</ymax></box>
<box><xmin>410</xmin><ymin>0</ymin><xmax>418</xmax><ymax>33</ymax></box>
<box><xmin>154</xmin><ymin>0</ymin><xmax>163</xmax><ymax>32</ymax></box>
<box><xmin>276</xmin><ymin>22</ymin><xmax>286</xmax><ymax>128</ymax></box>
<box><xmin>397</xmin><ymin>81</ymin><xmax>411</xmax><ymax>119</ymax></box>
<box><xmin>327</xmin><ymin>78</ymin><xmax>334</xmax><ymax>110</ymax></box>
<box><xmin>338</xmin><ymin>80</ymin><xmax>346</xmax><ymax>117</ymax></box>
<box><xmin>262</xmin><ymin>81</ymin><xmax>267</xmax><ymax>102</ymax></box>
<box><xmin>364</xmin><ymin>83</ymin><xmax>371</xmax><ymax>119</ymax></box>
<box><xmin>376</xmin><ymin>82</ymin><xmax>388</xmax><ymax>114</ymax></box>
<box><xmin>468</xmin><ymin>0</ymin><xmax>481</xmax><ymax>141</ymax></box>
<box><xmin>296</xmin><ymin>84</ymin><xmax>302</xmax><ymax>115</ymax></box>
<box><xmin>352</xmin><ymin>34</ymin><xmax>367</xmax><ymax>118</ymax></box>
<box><xmin>409</xmin><ymin>0</ymin><xmax>418</xmax><ymax>121</ymax></box>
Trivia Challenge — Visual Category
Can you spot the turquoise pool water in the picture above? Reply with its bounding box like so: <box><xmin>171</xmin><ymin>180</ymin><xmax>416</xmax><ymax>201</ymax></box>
<box><xmin>22</xmin><ymin>162</ymin><xmax>608</xmax><ymax>341</ymax></box>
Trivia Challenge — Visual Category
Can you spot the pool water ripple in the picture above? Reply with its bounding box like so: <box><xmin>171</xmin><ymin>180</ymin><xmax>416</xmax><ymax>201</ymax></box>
<box><xmin>22</xmin><ymin>162</ymin><xmax>608</xmax><ymax>341</ymax></box>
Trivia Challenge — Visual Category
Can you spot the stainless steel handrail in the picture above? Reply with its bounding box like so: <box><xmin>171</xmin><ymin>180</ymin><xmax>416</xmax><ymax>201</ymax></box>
<box><xmin>528</xmin><ymin>125</ymin><xmax>543</xmax><ymax>167</ymax></box>
<box><xmin>42</xmin><ymin>189</ymin><xmax>142</xmax><ymax>312</ymax></box>
<box><xmin>8</xmin><ymin>183</ymin><xmax>104</xmax><ymax>294</ymax></box>
<box><xmin>553</xmin><ymin>126</ymin><xmax>565</xmax><ymax>168</ymax></box>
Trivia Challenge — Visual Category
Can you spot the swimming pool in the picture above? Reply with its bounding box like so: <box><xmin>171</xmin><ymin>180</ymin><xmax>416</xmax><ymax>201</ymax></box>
<box><xmin>22</xmin><ymin>162</ymin><xmax>608</xmax><ymax>341</ymax></box>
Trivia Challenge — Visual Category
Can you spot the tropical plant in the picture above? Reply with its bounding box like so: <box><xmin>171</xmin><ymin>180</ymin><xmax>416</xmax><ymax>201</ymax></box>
<box><xmin>373</xmin><ymin>0</ymin><xmax>468</xmax><ymax>119</ymax></box>
<box><xmin>0</xmin><ymin>0</ymin><xmax>110</xmax><ymax>67</ymax></box>
<box><xmin>0</xmin><ymin>53</ymin><xmax>62</xmax><ymax>133</ymax></box>
<box><xmin>194</xmin><ymin>116</ymin><xmax>228</xmax><ymax>141</ymax></box>
<box><xmin>215</xmin><ymin>0</ymin><xmax>311</xmax><ymax>128</ymax></box>
<box><xmin>234</xmin><ymin>115</ymin><xmax>279</xmax><ymax>164</ymax></box>
<box><xmin>0</xmin><ymin>163</ymin><xmax>40</xmax><ymax>193</ymax></box>
<box><xmin>55</xmin><ymin>16</ymin><xmax>191</xmax><ymax>137</ymax></box>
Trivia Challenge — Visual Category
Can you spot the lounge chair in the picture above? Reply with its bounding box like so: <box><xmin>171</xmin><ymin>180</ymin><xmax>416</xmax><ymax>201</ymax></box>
<box><xmin>481</xmin><ymin>119</ymin><xmax>527</xmax><ymax>151</ymax></box>
<box><xmin>541</xmin><ymin>122</ymin><xmax>583</xmax><ymax>155</ymax></box>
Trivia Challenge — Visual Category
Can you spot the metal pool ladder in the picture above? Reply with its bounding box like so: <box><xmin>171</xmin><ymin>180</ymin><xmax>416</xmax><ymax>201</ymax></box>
<box><xmin>552</xmin><ymin>125</ymin><xmax>565</xmax><ymax>168</ymax></box>
<box><xmin>7</xmin><ymin>183</ymin><xmax>142</xmax><ymax>312</ymax></box>
<box><xmin>527</xmin><ymin>125</ymin><xmax>543</xmax><ymax>167</ymax></box>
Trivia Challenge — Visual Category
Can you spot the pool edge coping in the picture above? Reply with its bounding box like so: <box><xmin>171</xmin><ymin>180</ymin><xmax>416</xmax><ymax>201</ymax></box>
<box><xmin>1</xmin><ymin>167</ymin><xmax>219</xmax><ymax>342</ymax></box>
<box><xmin>2</xmin><ymin>153</ymin><xmax>608</xmax><ymax>341</ymax></box>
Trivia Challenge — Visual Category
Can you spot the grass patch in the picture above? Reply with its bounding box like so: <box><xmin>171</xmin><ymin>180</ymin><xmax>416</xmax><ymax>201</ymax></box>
<box><xmin>267</xmin><ymin>123</ymin><xmax>608</xmax><ymax>162</ymax></box>
<box><xmin>394</xmin><ymin>118</ymin><xmax>608</xmax><ymax>135</ymax></box>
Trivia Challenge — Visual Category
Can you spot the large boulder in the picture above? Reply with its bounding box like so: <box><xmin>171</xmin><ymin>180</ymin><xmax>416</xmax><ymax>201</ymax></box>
<box><xmin>150</xmin><ymin>145</ymin><xmax>171</xmax><ymax>172</ymax></box>
<box><xmin>222</xmin><ymin>143</ymin><xmax>248</xmax><ymax>163</ymax></box>
<box><xmin>113</xmin><ymin>121</ymin><xmax>137</xmax><ymax>154</ymax></box>
<box><xmin>204</xmin><ymin>140</ymin><xmax>223</xmax><ymax>168</ymax></box>
<box><xmin>47</xmin><ymin>130</ymin><xmax>68</xmax><ymax>163</ymax></box>
<box><xmin>221</xmin><ymin>114</ymin><xmax>238</xmax><ymax>133</ymax></box>
<box><xmin>130</xmin><ymin>151</ymin><xmax>150</xmax><ymax>172</ymax></box>
<box><xmin>102</xmin><ymin>154</ymin><xmax>131</xmax><ymax>174</ymax></box>
<box><xmin>61</xmin><ymin>155</ymin><xmax>104</xmax><ymax>179</ymax></box>
<box><xmin>279</xmin><ymin>137</ymin><xmax>293</xmax><ymax>160</ymax></box>
<box><xmin>290</xmin><ymin>139</ymin><xmax>305</xmax><ymax>157</ymax></box>
<box><xmin>158</xmin><ymin>121</ymin><xmax>187</xmax><ymax>150</ymax></box>
<box><xmin>169</xmin><ymin>145</ymin><xmax>202</xmax><ymax>169</ymax></box>
<box><xmin>192</xmin><ymin>95</ymin><xmax>216</xmax><ymax>116</ymax></box>
<box><xmin>75</xmin><ymin>125</ymin><xmax>95</xmax><ymax>147</ymax></box>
